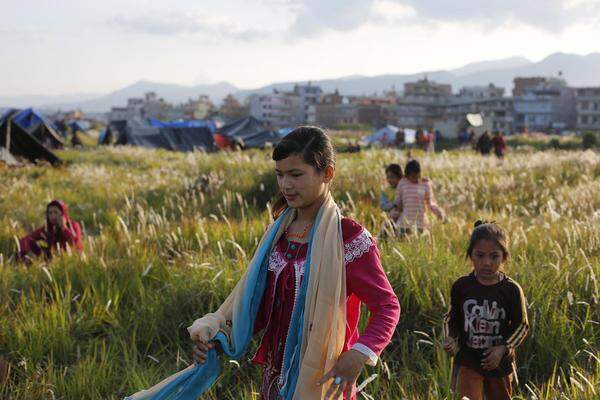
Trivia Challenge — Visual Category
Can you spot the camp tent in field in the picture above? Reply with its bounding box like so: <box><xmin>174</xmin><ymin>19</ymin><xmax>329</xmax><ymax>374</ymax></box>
<box><xmin>0</xmin><ymin>108</ymin><xmax>63</xmax><ymax>165</ymax></box>
<box><xmin>216</xmin><ymin>116</ymin><xmax>281</xmax><ymax>149</ymax></box>
<box><xmin>363</xmin><ymin>125</ymin><xmax>400</xmax><ymax>146</ymax></box>
<box><xmin>103</xmin><ymin>119</ymin><xmax>216</xmax><ymax>152</ymax></box>
<box><xmin>147</xmin><ymin>118</ymin><xmax>217</xmax><ymax>133</ymax></box>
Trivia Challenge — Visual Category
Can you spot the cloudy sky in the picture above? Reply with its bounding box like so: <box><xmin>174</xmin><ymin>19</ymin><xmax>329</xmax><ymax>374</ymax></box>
<box><xmin>1</xmin><ymin>0</ymin><xmax>600</xmax><ymax>96</ymax></box>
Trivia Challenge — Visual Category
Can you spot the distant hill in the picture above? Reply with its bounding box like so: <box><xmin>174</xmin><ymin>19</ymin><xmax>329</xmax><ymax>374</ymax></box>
<box><xmin>2</xmin><ymin>52</ymin><xmax>600</xmax><ymax>113</ymax></box>
<box><xmin>40</xmin><ymin>81</ymin><xmax>239</xmax><ymax>113</ymax></box>
<box><xmin>234</xmin><ymin>53</ymin><xmax>600</xmax><ymax>99</ymax></box>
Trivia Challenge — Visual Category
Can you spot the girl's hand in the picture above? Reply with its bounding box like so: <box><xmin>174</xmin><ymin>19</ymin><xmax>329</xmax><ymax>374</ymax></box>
<box><xmin>481</xmin><ymin>345</ymin><xmax>507</xmax><ymax>371</ymax></box>
<box><xmin>443</xmin><ymin>336</ymin><xmax>458</xmax><ymax>356</ymax></box>
<box><xmin>317</xmin><ymin>349</ymin><xmax>368</xmax><ymax>399</ymax></box>
<box><xmin>192</xmin><ymin>340</ymin><xmax>216</xmax><ymax>364</ymax></box>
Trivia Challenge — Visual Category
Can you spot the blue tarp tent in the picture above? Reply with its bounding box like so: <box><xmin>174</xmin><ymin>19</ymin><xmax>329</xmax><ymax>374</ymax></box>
<box><xmin>0</xmin><ymin>108</ymin><xmax>62</xmax><ymax>164</ymax></box>
<box><xmin>69</xmin><ymin>120</ymin><xmax>91</xmax><ymax>133</ymax></box>
<box><xmin>147</xmin><ymin>118</ymin><xmax>217</xmax><ymax>133</ymax></box>
<box><xmin>277</xmin><ymin>127</ymin><xmax>294</xmax><ymax>137</ymax></box>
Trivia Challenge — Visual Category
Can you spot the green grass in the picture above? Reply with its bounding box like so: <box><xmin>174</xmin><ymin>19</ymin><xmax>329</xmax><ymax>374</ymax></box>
<box><xmin>0</xmin><ymin>146</ymin><xmax>599</xmax><ymax>399</ymax></box>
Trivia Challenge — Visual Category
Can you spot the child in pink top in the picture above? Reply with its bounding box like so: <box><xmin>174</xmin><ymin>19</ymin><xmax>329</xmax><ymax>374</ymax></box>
<box><xmin>394</xmin><ymin>159</ymin><xmax>444</xmax><ymax>234</ymax></box>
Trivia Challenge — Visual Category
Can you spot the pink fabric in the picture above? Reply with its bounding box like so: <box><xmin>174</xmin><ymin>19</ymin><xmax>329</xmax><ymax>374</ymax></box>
<box><xmin>394</xmin><ymin>178</ymin><xmax>443</xmax><ymax>229</ymax></box>
<box><xmin>251</xmin><ymin>218</ymin><xmax>400</xmax><ymax>399</ymax></box>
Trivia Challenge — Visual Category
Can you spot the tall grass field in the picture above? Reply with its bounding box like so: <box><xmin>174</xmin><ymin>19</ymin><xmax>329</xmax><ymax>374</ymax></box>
<box><xmin>0</xmin><ymin>146</ymin><xmax>598</xmax><ymax>399</ymax></box>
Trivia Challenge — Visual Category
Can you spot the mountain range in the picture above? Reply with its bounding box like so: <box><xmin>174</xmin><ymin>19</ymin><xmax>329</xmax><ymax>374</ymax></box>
<box><xmin>2</xmin><ymin>52</ymin><xmax>600</xmax><ymax>113</ymax></box>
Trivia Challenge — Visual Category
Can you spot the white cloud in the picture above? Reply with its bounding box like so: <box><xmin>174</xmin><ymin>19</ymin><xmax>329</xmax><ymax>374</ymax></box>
<box><xmin>108</xmin><ymin>10</ymin><xmax>269</xmax><ymax>41</ymax></box>
<box><xmin>282</xmin><ymin>0</ymin><xmax>600</xmax><ymax>39</ymax></box>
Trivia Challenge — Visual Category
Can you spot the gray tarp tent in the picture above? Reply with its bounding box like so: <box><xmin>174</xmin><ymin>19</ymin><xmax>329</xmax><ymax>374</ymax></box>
<box><xmin>0</xmin><ymin>109</ymin><xmax>63</xmax><ymax>165</ymax></box>
<box><xmin>217</xmin><ymin>116</ymin><xmax>281</xmax><ymax>149</ymax></box>
<box><xmin>113</xmin><ymin>119</ymin><xmax>216</xmax><ymax>152</ymax></box>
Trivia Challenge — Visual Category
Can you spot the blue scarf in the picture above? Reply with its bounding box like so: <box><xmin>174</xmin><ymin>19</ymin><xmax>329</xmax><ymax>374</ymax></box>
<box><xmin>124</xmin><ymin>207</ymin><xmax>321</xmax><ymax>400</ymax></box>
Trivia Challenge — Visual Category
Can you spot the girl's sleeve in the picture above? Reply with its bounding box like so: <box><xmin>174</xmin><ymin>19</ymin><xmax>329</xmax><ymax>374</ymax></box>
<box><xmin>346</xmin><ymin>233</ymin><xmax>401</xmax><ymax>364</ymax></box>
<box><xmin>425</xmin><ymin>181</ymin><xmax>444</xmax><ymax>220</ymax></box>
<box><xmin>443</xmin><ymin>282</ymin><xmax>460</xmax><ymax>339</ymax></box>
<box><xmin>503</xmin><ymin>283</ymin><xmax>529</xmax><ymax>350</ymax></box>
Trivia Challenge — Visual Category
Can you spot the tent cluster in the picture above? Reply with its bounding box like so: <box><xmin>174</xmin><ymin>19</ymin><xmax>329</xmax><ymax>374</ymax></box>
<box><xmin>0</xmin><ymin>108</ymin><xmax>63</xmax><ymax>165</ymax></box>
<box><xmin>100</xmin><ymin>116</ymin><xmax>283</xmax><ymax>152</ymax></box>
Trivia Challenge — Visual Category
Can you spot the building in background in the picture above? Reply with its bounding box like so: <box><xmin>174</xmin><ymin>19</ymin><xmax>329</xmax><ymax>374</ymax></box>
<box><xmin>382</xmin><ymin>101</ymin><xmax>437</xmax><ymax>129</ymax></box>
<box><xmin>220</xmin><ymin>94</ymin><xmax>249</xmax><ymax>122</ymax></box>
<box><xmin>183</xmin><ymin>95</ymin><xmax>216</xmax><ymax>119</ymax></box>
<box><xmin>459</xmin><ymin>84</ymin><xmax>505</xmax><ymax>99</ymax></box>
<box><xmin>249</xmin><ymin>90</ymin><xmax>303</xmax><ymax>129</ymax></box>
<box><xmin>293</xmin><ymin>82</ymin><xmax>323</xmax><ymax>124</ymax></box>
<box><xmin>404</xmin><ymin>77</ymin><xmax>452</xmax><ymax>103</ymax></box>
<box><xmin>107</xmin><ymin>92</ymin><xmax>172</xmax><ymax>121</ymax></box>
<box><xmin>437</xmin><ymin>84</ymin><xmax>513</xmax><ymax>135</ymax></box>
<box><xmin>513</xmin><ymin>77</ymin><xmax>547</xmax><ymax>97</ymax></box>
<box><xmin>513</xmin><ymin>77</ymin><xmax>576</xmax><ymax>132</ymax></box>
<box><xmin>315</xmin><ymin>92</ymin><xmax>359</xmax><ymax>127</ymax></box>
<box><xmin>576</xmin><ymin>87</ymin><xmax>600</xmax><ymax>132</ymax></box>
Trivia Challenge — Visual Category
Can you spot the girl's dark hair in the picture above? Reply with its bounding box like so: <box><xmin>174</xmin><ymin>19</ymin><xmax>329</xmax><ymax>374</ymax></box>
<box><xmin>271</xmin><ymin>126</ymin><xmax>335</xmax><ymax>219</ymax></box>
<box><xmin>466</xmin><ymin>220</ymin><xmax>509</xmax><ymax>260</ymax></box>
<box><xmin>405</xmin><ymin>159</ymin><xmax>421</xmax><ymax>176</ymax></box>
<box><xmin>385</xmin><ymin>163</ymin><xmax>403</xmax><ymax>178</ymax></box>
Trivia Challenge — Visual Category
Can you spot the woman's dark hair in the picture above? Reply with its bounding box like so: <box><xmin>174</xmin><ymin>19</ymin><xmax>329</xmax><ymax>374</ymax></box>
<box><xmin>271</xmin><ymin>126</ymin><xmax>335</xmax><ymax>219</ymax></box>
<box><xmin>466</xmin><ymin>220</ymin><xmax>509</xmax><ymax>260</ymax></box>
<box><xmin>385</xmin><ymin>163</ymin><xmax>403</xmax><ymax>178</ymax></box>
<box><xmin>405</xmin><ymin>159</ymin><xmax>421</xmax><ymax>176</ymax></box>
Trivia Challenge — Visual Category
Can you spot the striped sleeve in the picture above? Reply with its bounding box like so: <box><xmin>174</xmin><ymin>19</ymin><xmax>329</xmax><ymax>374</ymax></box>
<box><xmin>504</xmin><ymin>282</ymin><xmax>529</xmax><ymax>350</ymax></box>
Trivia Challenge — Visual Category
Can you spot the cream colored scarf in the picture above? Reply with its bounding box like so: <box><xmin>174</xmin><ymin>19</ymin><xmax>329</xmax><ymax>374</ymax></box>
<box><xmin>188</xmin><ymin>194</ymin><xmax>346</xmax><ymax>398</ymax></box>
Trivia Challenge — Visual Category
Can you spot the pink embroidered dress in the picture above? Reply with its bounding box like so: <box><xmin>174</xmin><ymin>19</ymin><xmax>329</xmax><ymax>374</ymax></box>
<box><xmin>251</xmin><ymin>218</ymin><xmax>401</xmax><ymax>399</ymax></box>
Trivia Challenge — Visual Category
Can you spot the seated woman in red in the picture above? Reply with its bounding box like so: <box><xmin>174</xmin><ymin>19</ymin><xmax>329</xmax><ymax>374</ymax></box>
<box><xmin>18</xmin><ymin>200</ymin><xmax>83</xmax><ymax>261</ymax></box>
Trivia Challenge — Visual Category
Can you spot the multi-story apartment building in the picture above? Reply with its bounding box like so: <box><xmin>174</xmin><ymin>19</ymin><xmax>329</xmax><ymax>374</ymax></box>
<box><xmin>513</xmin><ymin>77</ymin><xmax>576</xmax><ymax>132</ymax></box>
<box><xmin>293</xmin><ymin>83</ymin><xmax>323</xmax><ymax>124</ymax></box>
<box><xmin>575</xmin><ymin>87</ymin><xmax>600</xmax><ymax>132</ymax></box>
<box><xmin>404</xmin><ymin>78</ymin><xmax>452</xmax><ymax>103</ymax></box>
<box><xmin>249</xmin><ymin>91</ymin><xmax>303</xmax><ymax>129</ymax></box>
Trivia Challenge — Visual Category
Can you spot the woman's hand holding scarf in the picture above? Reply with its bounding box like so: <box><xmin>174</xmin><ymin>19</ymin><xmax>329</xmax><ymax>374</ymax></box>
<box><xmin>192</xmin><ymin>340</ymin><xmax>217</xmax><ymax>364</ymax></box>
<box><xmin>317</xmin><ymin>349</ymin><xmax>369</xmax><ymax>399</ymax></box>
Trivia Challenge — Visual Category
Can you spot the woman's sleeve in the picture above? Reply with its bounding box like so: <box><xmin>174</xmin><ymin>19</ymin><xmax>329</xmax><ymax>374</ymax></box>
<box><xmin>503</xmin><ymin>283</ymin><xmax>529</xmax><ymax>350</ymax></box>
<box><xmin>62</xmin><ymin>220</ymin><xmax>83</xmax><ymax>251</ymax></box>
<box><xmin>425</xmin><ymin>182</ymin><xmax>444</xmax><ymax>220</ymax></box>
<box><xmin>346</xmin><ymin>233</ymin><xmax>400</xmax><ymax>364</ymax></box>
<box><xmin>19</xmin><ymin>227</ymin><xmax>45</xmax><ymax>253</ymax></box>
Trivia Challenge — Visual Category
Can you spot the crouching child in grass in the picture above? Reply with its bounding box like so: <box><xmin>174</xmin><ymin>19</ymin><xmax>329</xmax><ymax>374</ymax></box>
<box><xmin>443</xmin><ymin>221</ymin><xmax>529</xmax><ymax>400</ymax></box>
<box><xmin>379</xmin><ymin>163</ymin><xmax>402</xmax><ymax>237</ymax></box>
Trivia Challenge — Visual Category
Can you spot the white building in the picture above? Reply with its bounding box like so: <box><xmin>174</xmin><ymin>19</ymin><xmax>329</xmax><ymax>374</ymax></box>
<box><xmin>249</xmin><ymin>91</ymin><xmax>304</xmax><ymax>129</ymax></box>
<box><xmin>576</xmin><ymin>87</ymin><xmax>600</xmax><ymax>132</ymax></box>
